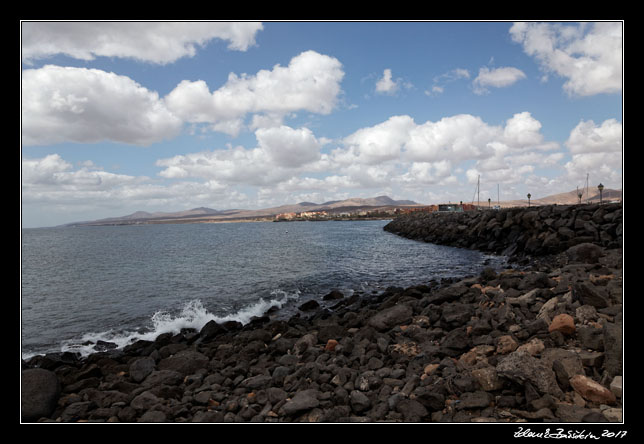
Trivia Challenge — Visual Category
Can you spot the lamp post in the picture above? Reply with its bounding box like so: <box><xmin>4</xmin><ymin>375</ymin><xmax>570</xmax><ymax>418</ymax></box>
<box><xmin>598</xmin><ymin>183</ymin><xmax>604</xmax><ymax>205</ymax></box>
<box><xmin>488</xmin><ymin>198</ymin><xmax>491</xmax><ymax>209</ymax></box>
<box><xmin>577</xmin><ymin>187</ymin><xmax>583</xmax><ymax>205</ymax></box>
<box><xmin>527</xmin><ymin>193</ymin><xmax>531</xmax><ymax>207</ymax></box>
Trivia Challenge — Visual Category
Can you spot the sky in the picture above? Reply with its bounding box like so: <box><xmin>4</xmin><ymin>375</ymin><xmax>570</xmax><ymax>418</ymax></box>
<box><xmin>21</xmin><ymin>21</ymin><xmax>623</xmax><ymax>228</ymax></box>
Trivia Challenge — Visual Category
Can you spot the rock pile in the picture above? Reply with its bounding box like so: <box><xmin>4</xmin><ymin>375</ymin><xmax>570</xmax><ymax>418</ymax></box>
<box><xmin>22</xmin><ymin>247</ymin><xmax>622</xmax><ymax>422</ymax></box>
<box><xmin>384</xmin><ymin>203</ymin><xmax>622</xmax><ymax>259</ymax></box>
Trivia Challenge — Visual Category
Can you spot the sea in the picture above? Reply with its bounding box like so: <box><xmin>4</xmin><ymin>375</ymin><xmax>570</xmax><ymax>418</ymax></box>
<box><xmin>21</xmin><ymin>220</ymin><xmax>506</xmax><ymax>360</ymax></box>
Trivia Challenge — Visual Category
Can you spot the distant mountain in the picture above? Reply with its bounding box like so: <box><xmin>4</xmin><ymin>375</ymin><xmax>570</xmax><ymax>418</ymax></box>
<box><xmin>62</xmin><ymin>196</ymin><xmax>421</xmax><ymax>226</ymax></box>
<box><xmin>61</xmin><ymin>189</ymin><xmax>621</xmax><ymax>227</ymax></box>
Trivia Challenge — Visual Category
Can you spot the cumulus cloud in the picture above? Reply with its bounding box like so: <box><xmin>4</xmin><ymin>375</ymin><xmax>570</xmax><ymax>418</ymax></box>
<box><xmin>564</xmin><ymin>119</ymin><xmax>622</xmax><ymax>184</ymax></box>
<box><xmin>256</xmin><ymin>126</ymin><xmax>321</xmax><ymax>168</ymax></box>
<box><xmin>331</xmin><ymin>111</ymin><xmax>561</xmax><ymax>191</ymax></box>
<box><xmin>22</xmin><ymin>22</ymin><xmax>263</xmax><ymax>64</ymax></box>
<box><xmin>510</xmin><ymin>21</ymin><xmax>622</xmax><ymax>96</ymax></box>
<box><xmin>164</xmin><ymin>50</ymin><xmax>344</xmax><ymax>135</ymax></box>
<box><xmin>565</xmin><ymin>118</ymin><xmax>622</xmax><ymax>154</ymax></box>
<box><xmin>156</xmin><ymin>124</ymin><xmax>325</xmax><ymax>186</ymax></box>
<box><xmin>375</xmin><ymin>69</ymin><xmax>399</xmax><ymax>94</ymax></box>
<box><xmin>473</xmin><ymin>66</ymin><xmax>526</xmax><ymax>94</ymax></box>
<box><xmin>405</xmin><ymin>114</ymin><xmax>500</xmax><ymax>162</ymax></box>
<box><xmin>342</xmin><ymin>115</ymin><xmax>416</xmax><ymax>164</ymax></box>
<box><xmin>22</xmin><ymin>65</ymin><xmax>183</xmax><ymax>146</ymax></box>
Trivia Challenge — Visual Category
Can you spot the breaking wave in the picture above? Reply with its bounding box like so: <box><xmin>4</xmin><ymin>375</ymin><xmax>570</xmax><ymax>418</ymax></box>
<box><xmin>51</xmin><ymin>290</ymin><xmax>300</xmax><ymax>358</ymax></box>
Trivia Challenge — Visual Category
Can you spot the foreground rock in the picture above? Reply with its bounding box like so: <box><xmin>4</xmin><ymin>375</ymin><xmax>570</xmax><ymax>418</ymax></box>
<box><xmin>21</xmin><ymin>204</ymin><xmax>623</xmax><ymax>423</ymax></box>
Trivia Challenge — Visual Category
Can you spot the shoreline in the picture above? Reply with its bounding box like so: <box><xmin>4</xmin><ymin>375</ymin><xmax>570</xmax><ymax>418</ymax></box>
<box><xmin>22</xmin><ymin>203</ymin><xmax>623</xmax><ymax>423</ymax></box>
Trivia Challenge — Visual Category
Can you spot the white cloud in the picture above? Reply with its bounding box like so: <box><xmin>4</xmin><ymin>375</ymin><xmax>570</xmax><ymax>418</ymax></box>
<box><xmin>156</xmin><ymin>145</ymin><xmax>284</xmax><ymax>186</ymax></box>
<box><xmin>564</xmin><ymin>119</ymin><xmax>622</xmax><ymax>184</ymax></box>
<box><xmin>565</xmin><ymin>118</ymin><xmax>622</xmax><ymax>154</ymax></box>
<box><xmin>342</xmin><ymin>115</ymin><xmax>416</xmax><ymax>164</ymax></box>
<box><xmin>473</xmin><ymin>66</ymin><xmax>526</xmax><ymax>94</ymax></box>
<box><xmin>22</xmin><ymin>154</ymin><xmax>146</xmax><ymax>203</ymax></box>
<box><xmin>156</xmin><ymin>124</ymin><xmax>324</xmax><ymax>186</ymax></box>
<box><xmin>164</xmin><ymin>50</ymin><xmax>344</xmax><ymax>135</ymax></box>
<box><xmin>502</xmin><ymin>111</ymin><xmax>545</xmax><ymax>147</ymax></box>
<box><xmin>22</xmin><ymin>65</ymin><xmax>183</xmax><ymax>146</ymax></box>
<box><xmin>22</xmin><ymin>22</ymin><xmax>263</xmax><ymax>64</ymax></box>
<box><xmin>405</xmin><ymin>114</ymin><xmax>500</xmax><ymax>162</ymax></box>
<box><xmin>375</xmin><ymin>69</ymin><xmax>399</xmax><ymax>94</ymax></box>
<box><xmin>256</xmin><ymin>126</ymin><xmax>321</xmax><ymax>168</ymax></box>
<box><xmin>510</xmin><ymin>21</ymin><xmax>622</xmax><ymax>96</ymax></box>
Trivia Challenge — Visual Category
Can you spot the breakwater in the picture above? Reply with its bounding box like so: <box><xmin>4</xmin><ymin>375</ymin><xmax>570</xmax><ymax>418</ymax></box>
<box><xmin>383</xmin><ymin>202</ymin><xmax>622</xmax><ymax>259</ymax></box>
<box><xmin>22</xmin><ymin>203</ymin><xmax>623</xmax><ymax>423</ymax></box>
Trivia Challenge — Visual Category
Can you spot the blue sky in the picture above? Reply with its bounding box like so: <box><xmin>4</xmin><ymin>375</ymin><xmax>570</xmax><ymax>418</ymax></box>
<box><xmin>21</xmin><ymin>21</ymin><xmax>623</xmax><ymax>227</ymax></box>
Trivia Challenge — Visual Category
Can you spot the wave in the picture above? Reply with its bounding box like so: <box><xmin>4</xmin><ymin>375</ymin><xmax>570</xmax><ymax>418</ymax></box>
<box><xmin>31</xmin><ymin>290</ymin><xmax>300</xmax><ymax>359</ymax></box>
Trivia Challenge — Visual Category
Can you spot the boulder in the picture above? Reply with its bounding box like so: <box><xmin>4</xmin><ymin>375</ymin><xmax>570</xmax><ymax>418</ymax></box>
<box><xmin>298</xmin><ymin>299</ymin><xmax>320</xmax><ymax>311</ymax></box>
<box><xmin>395</xmin><ymin>398</ymin><xmax>428</xmax><ymax>421</ymax></box>
<box><xmin>496</xmin><ymin>350</ymin><xmax>563</xmax><ymax>399</ymax></box>
<box><xmin>569</xmin><ymin>374</ymin><xmax>616</xmax><ymax>405</ymax></box>
<box><xmin>496</xmin><ymin>335</ymin><xmax>518</xmax><ymax>355</ymax></box>
<box><xmin>323</xmin><ymin>290</ymin><xmax>344</xmax><ymax>300</ymax></box>
<box><xmin>158</xmin><ymin>350</ymin><xmax>209</xmax><ymax>376</ymax></box>
<box><xmin>471</xmin><ymin>366</ymin><xmax>504</xmax><ymax>392</ymax></box>
<box><xmin>552</xmin><ymin>355</ymin><xmax>584</xmax><ymax>390</ymax></box>
<box><xmin>548</xmin><ymin>314</ymin><xmax>576</xmax><ymax>336</ymax></box>
<box><xmin>566</xmin><ymin>243</ymin><xmax>604</xmax><ymax>264</ymax></box>
<box><xmin>281</xmin><ymin>389</ymin><xmax>320</xmax><ymax>416</ymax></box>
<box><xmin>573</xmin><ymin>282</ymin><xmax>610</xmax><ymax>309</ymax></box>
<box><xmin>368</xmin><ymin>303</ymin><xmax>412</xmax><ymax>331</ymax></box>
<box><xmin>129</xmin><ymin>356</ymin><xmax>156</xmax><ymax>383</ymax></box>
<box><xmin>199</xmin><ymin>320</ymin><xmax>226</xmax><ymax>341</ymax></box>
<box><xmin>350</xmin><ymin>390</ymin><xmax>372</xmax><ymax>413</ymax></box>
<box><xmin>21</xmin><ymin>368</ymin><xmax>61</xmax><ymax>422</ymax></box>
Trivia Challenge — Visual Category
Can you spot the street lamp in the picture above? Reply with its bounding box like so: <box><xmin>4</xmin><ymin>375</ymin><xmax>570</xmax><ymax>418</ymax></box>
<box><xmin>488</xmin><ymin>198</ymin><xmax>491</xmax><ymax>209</ymax></box>
<box><xmin>598</xmin><ymin>183</ymin><xmax>604</xmax><ymax>205</ymax></box>
<box><xmin>577</xmin><ymin>187</ymin><xmax>583</xmax><ymax>205</ymax></box>
<box><xmin>527</xmin><ymin>193</ymin><xmax>531</xmax><ymax>207</ymax></box>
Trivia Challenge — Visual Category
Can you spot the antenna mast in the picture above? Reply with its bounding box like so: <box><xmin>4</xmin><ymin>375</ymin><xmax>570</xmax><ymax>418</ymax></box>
<box><xmin>472</xmin><ymin>175</ymin><xmax>480</xmax><ymax>209</ymax></box>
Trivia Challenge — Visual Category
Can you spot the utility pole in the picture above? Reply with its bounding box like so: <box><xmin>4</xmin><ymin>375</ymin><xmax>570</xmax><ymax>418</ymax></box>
<box><xmin>497</xmin><ymin>184</ymin><xmax>500</xmax><ymax>207</ymax></box>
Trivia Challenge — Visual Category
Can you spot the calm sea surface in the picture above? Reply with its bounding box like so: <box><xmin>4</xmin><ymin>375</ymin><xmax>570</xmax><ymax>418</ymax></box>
<box><xmin>21</xmin><ymin>220</ymin><xmax>506</xmax><ymax>359</ymax></box>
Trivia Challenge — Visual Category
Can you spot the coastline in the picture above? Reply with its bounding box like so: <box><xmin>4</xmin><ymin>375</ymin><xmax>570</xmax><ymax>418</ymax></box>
<box><xmin>21</xmin><ymin>203</ymin><xmax>623</xmax><ymax>423</ymax></box>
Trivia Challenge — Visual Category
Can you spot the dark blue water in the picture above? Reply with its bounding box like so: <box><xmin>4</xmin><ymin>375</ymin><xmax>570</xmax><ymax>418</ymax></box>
<box><xmin>21</xmin><ymin>220</ymin><xmax>505</xmax><ymax>359</ymax></box>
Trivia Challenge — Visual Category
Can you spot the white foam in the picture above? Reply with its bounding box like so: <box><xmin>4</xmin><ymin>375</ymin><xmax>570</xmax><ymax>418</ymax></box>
<box><xmin>55</xmin><ymin>290</ymin><xmax>300</xmax><ymax>358</ymax></box>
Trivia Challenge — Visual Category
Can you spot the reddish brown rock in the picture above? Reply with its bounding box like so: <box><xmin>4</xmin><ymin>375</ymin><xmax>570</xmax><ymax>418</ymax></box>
<box><xmin>324</xmin><ymin>339</ymin><xmax>339</xmax><ymax>352</ymax></box>
<box><xmin>548</xmin><ymin>314</ymin><xmax>576</xmax><ymax>336</ymax></box>
<box><xmin>569</xmin><ymin>374</ymin><xmax>616</xmax><ymax>405</ymax></box>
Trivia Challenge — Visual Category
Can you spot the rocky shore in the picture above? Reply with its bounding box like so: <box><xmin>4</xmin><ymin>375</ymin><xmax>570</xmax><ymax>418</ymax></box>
<box><xmin>22</xmin><ymin>203</ymin><xmax>623</xmax><ymax>423</ymax></box>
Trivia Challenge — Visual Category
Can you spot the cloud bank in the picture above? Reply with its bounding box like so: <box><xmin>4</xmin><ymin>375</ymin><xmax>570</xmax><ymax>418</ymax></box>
<box><xmin>510</xmin><ymin>21</ymin><xmax>622</xmax><ymax>96</ymax></box>
<box><xmin>22</xmin><ymin>22</ymin><xmax>263</xmax><ymax>64</ymax></box>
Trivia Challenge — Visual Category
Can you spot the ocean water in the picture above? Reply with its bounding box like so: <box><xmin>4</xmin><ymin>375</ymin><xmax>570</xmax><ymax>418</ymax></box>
<box><xmin>21</xmin><ymin>220</ymin><xmax>506</xmax><ymax>359</ymax></box>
